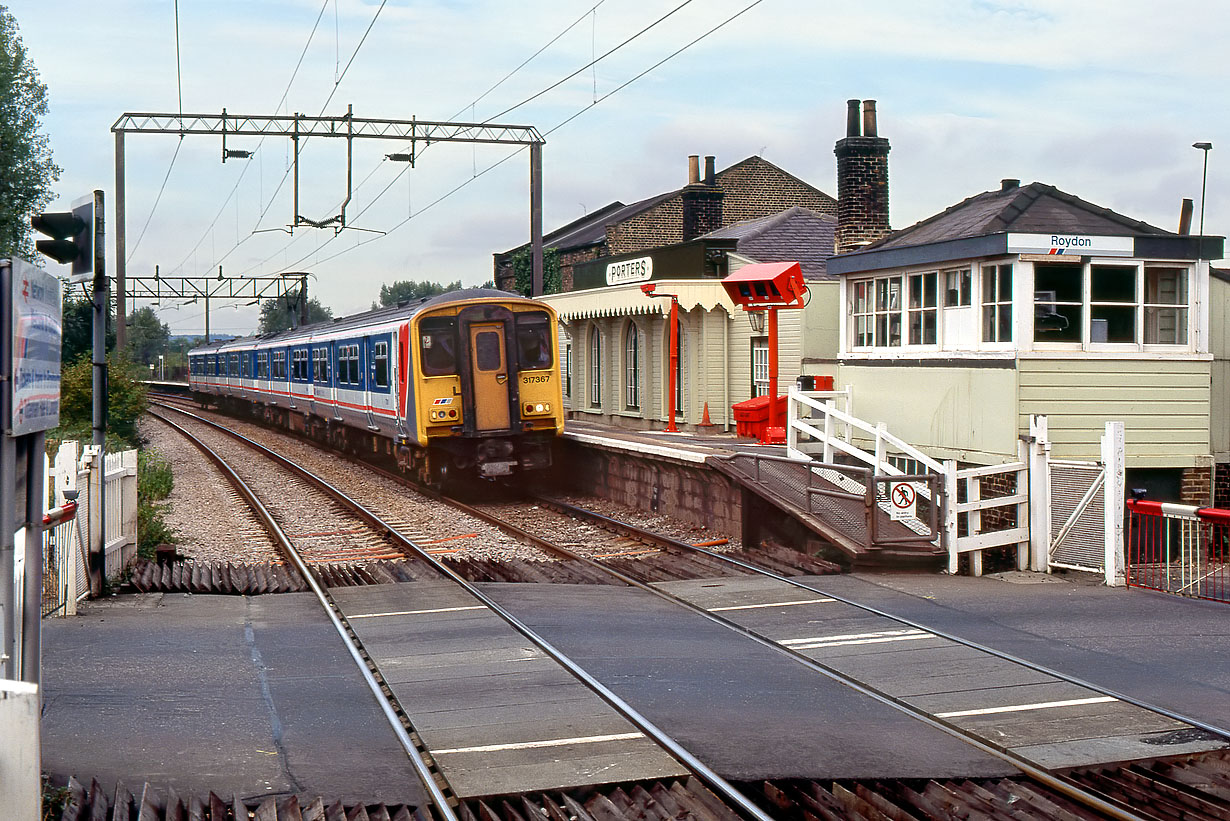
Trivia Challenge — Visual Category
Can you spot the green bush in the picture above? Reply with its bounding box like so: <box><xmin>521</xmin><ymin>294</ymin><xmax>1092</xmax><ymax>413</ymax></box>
<box><xmin>136</xmin><ymin>449</ymin><xmax>177</xmax><ymax>558</ymax></box>
<box><xmin>53</xmin><ymin>352</ymin><xmax>148</xmax><ymax>451</ymax></box>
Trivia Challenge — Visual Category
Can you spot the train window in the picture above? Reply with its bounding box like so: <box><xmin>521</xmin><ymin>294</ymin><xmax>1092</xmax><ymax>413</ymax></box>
<box><xmin>373</xmin><ymin>341</ymin><xmax>389</xmax><ymax>388</ymax></box>
<box><xmin>516</xmin><ymin>311</ymin><xmax>553</xmax><ymax>369</ymax></box>
<box><xmin>338</xmin><ymin>344</ymin><xmax>361</xmax><ymax>385</ymax></box>
<box><xmin>475</xmin><ymin>331</ymin><xmax>503</xmax><ymax>371</ymax></box>
<box><xmin>313</xmin><ymin>348</ymin><xmax>330</xmax><ymax>383</ymax></box>
<box><xmin>420</xmin><ymin>316</ymin><xmax>458</xmax><ymax>376</ymax></box>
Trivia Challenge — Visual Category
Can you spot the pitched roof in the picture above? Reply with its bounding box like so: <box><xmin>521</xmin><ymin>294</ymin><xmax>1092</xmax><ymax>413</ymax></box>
<box><xmin>702</xmin><ymin>206</ymin><xmax>837</xmax><ymax>280</ymax></box>
<box><xmin>501</xmin><ymin>155</ymin><xmax>830</xmax><ymax>256</ymax></box>
<box><xmin>865</xmin><ymin>181</ymin><xmax>1173</xmax><ymax>252</ymax></box>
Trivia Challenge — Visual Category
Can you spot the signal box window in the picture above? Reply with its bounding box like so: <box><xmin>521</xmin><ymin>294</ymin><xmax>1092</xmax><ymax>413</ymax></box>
<box><xmin>1033</xmin><ymin>263</ymin><xmax>1082</xmax><ymax>342</ymax></box>
<box><xmin>420</xmin><ymin>316</ymin><xmax>458</xmax><ymax>376</ymax></box>
<box><xmin>515</xmin><ymin>311</ymin><xmax>553</xmax><ymax>369</ymax></box>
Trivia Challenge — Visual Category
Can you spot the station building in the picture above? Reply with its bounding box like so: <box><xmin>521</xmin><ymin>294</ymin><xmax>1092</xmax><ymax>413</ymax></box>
<box><xmin>825</xmin><ymin>180</ymin><xmax>1226</xmax><ymax>505</ymax></box>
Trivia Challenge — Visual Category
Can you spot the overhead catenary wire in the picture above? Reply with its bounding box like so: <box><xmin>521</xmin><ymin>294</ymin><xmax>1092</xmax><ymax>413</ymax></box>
<box><xmin>171</xmin><ymin>0</ymin><xmax>333</xmax><ymax>275</ymax></box>
<box><xmin>274</xmin><ymin>0</ymin><xmax>765</xmax><ymax>274</ymax></box>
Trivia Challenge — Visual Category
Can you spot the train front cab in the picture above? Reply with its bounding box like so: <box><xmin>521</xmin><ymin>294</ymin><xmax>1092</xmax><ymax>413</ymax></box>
<box><xmin>411</xmin><ymin>300</ymin><xmax>563</xmax><ymax>482</ymax></box>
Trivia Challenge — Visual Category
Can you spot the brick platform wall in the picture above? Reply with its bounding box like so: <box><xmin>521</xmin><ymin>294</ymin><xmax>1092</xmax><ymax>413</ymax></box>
<box><xmin>551</xmin><ymin>439</ymin><xmax>743</xmax><ymax>537</ymax></box>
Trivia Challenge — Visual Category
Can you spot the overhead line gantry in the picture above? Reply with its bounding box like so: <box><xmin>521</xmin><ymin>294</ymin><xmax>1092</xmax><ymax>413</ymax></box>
<box><xmin>111</xmin><ymin>109</ymin><xmax>546</xmax><ymax>347</ymax></box>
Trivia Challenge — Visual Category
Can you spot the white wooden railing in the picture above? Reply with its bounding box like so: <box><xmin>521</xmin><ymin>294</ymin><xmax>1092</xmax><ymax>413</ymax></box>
<box><xmin>785</xmin><ymin>387</ymin><xmax>1032</xmax><ymax>574</ymax></box>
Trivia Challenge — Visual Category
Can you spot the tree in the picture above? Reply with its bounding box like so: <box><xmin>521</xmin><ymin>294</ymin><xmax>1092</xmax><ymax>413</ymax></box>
<box><xmin>374</xmin><ymin>279</ymin><xmax>461</xmax><ymax>308</ymax></box>
<box><xmin>258</xmin><ymin>293</ymin><xmax>332</xmax><ymax>334</ymax></box>
<box><xmin>61</xmin><ymin>292</ymin><xmax>115</xmax><ymax>365</ymax></box>
<box><xmin>54</xmin><ymin>351</ymin><xmax>147</xmax><ymax>450</ymax></box>
<box><xmin>126</xmin><ymin>306</ymin><xmax>170</xmax><ymax>366</ymax></box>
<box><xmin>510</xmin><ymin>247</ymin><xmax>561</xmax><ymax>297</ymax></box>
<box><xmin>0</xmin><ymin>6</ymin><xmax>60</xmax><ymax>262</ymax></box>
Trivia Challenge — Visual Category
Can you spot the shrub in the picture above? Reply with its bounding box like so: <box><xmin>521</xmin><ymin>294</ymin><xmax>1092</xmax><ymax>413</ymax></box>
<box><xmin>136</xmin><ymin>449</ymin><xmax>177</xmax><ymax>558</ymax></box>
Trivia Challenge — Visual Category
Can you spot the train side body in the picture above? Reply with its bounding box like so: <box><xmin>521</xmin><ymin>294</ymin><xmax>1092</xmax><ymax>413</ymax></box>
<box><xmin>187</xmin><ymin>289</ymin><xmax>564</xmax><ymax>482</ymax></box>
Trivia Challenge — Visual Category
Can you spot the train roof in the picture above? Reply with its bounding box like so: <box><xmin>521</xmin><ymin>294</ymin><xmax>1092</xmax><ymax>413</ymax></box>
<box><xmin>188</xmin><ymin>287</ymin><xmax>543</xmax><ymax>356</ymax></box>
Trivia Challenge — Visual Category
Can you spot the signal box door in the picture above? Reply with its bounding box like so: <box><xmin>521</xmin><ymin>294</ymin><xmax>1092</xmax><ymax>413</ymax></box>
<box><xmin>469</xmin><ymin>322</ymin><xmax>511</xmax><ymax>431</ymax></box>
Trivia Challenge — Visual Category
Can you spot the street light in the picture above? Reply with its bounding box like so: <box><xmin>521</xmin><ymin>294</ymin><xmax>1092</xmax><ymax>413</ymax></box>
<box><xmin>1193</xmin><ymin>142</ymin><xmax>1213</xmax><ymax>253</ymax></box>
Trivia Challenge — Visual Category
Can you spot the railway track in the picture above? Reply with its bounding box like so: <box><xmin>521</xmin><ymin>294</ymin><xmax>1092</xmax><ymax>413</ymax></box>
<box><xmin>130</xmin><ymin>399</ymin><xmax>1230</xmax><ymax>821</ymax></box>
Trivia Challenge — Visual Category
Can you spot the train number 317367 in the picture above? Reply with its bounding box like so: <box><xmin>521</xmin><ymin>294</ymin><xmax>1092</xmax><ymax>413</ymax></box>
<box><xmin>521</xmin><ymin>374</ymin><xmax>551</xmax><ymax>383</ymax></box>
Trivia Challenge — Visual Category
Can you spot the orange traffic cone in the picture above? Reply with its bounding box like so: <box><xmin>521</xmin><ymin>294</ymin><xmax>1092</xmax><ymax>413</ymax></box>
<box><xmin>699</xmin><ymin>402</ymin><xmax>715</xmax><ymax>427</ymax></box>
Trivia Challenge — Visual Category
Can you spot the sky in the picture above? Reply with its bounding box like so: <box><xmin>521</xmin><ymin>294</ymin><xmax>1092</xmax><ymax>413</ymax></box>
<box><xmin>13</xmin><ymin>0</ymin><xmax>1230</xmax><ymax>336</ymax></box>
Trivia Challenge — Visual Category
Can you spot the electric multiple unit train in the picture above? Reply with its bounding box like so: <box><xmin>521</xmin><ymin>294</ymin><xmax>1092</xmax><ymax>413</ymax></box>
<box><xmin>187</xmin><ymin>289</ymin><xmax>564</xmax><ymax>485</ymax></box>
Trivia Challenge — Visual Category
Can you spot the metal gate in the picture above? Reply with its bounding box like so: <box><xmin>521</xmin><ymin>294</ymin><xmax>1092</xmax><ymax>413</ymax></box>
<box><xmin>1029</xmin><ymin>416</ymin><xmax>1125</xmax><ymax>585</ymax></box>
<box><xmin>1048</xmin><ymin>460</ymin><xmax>1107</xmax><ymax>573</ymax></box>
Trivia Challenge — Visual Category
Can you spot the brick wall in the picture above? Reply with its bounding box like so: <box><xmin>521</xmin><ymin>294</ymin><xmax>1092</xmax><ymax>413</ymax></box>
<box><xmin>607</xmin><ymin>156</ymin><xmax>836</xmax><ymax>257</ymax></box>
<box><xmin>552</xmin><ymin>439</ymin><xmax>743</xmax><ymax>536</ymax></box>
<box><xmin>1181</xmin><ymin>464</ymin><xmax>1213</xmax><ymax>507</ymax></box>
<box><xmin>1216</xmin><ymin>463</ymin><xmax>1230</xmax><ymax>509</ymax></box>
<box><xmin>681</xmin><ymin>184</ymin><xmax>724</xmax><ymax>241</ymax></box>
<box><xmin>834</xmin><ymin>136</ymin><xmax>891</xmax><ymax>253</ymax></box>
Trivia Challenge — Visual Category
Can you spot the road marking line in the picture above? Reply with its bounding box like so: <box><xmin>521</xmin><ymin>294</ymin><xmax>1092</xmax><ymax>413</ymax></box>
<box><xmin>710</xmin><ymin>598</ymin><xmax>835</xmax><ymax>612</ymax></box>
<box><xmin>789</xmin><ymin>634</ymin><xmax>935</xmax><ymax>649</ymax></box>
<box><xmin>348</xmin><ymin>606</ymin><xmax>487</xmax><ymax>619</ymax></box>
<box><xmin>433</xmin><ymin>732</ymin><xmax>645</xmax><ymax>755</ymax></box>
<box><xmin>936</xmin><ymin>696</ymin><xmax>1117</xmax><ymax>718</ymax></box>
<box><xmin>782</xmin><ymin>629</ymin><xmax>925</xmax><ymax>645</ymax></box>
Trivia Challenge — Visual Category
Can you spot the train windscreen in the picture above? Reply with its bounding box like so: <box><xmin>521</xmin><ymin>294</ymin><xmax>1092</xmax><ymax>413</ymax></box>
<box><xmin>515</xmin><ymin>311</ymin><xmax>553</xmax><ymax>370</ymax></box>
<box><xmin>420</xmin><ymin>316</ymin><xmax>458</xmax><ymax>375</ymax></box>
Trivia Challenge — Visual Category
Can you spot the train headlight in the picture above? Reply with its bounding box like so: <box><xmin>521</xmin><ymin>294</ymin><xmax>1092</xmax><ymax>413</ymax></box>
<box><xmin>523</xmin><ymin>402</ymin><xmax>551</xmax><ymax>415</ymax></box>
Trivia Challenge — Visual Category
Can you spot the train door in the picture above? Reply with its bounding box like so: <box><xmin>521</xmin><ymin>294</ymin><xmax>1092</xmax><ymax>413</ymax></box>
<box><xmin>468</xmin><ymin>322</ymin><xmax>511</xmax><ymax>430</ymax></box>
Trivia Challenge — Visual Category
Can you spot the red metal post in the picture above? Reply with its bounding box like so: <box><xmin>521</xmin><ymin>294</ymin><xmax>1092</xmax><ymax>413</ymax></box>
<box><xmin>666</xmin><ymin>296</ymin><xmax>679</xmax><ymax>433</ymax></box>
<box><xmin>767</xmin><ymin>305</ymin><xmax>779</xmax><ymax>437</ymax></box>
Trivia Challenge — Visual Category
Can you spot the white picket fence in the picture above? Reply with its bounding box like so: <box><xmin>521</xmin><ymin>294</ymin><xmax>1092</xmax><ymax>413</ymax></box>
<box><xmin>41</xmin><ymin>442</ymin><xmax>138</xmax><ymax>617</ymax></box>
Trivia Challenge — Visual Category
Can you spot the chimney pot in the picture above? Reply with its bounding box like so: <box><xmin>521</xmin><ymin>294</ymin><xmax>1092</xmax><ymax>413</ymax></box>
<box><xmin>862</xmin><ymin>100</ymin><xmax>878</xmax><ymax>138</ymax></box>
<box><xmin>1001</xmin><ymin>178</ymin><xmax>1020</xmax><ymax>192</ymax></box>
<box><xmin>687</xmin><ymin>155</ymin><xmax>700</xmax><ymax>185</ymax></box>
<box><xmin>1179</xmin><ymin>198</ymin><xmax>1194</xmax><ymax>235</ymax></box>
<box><xmin>846</xmin><ymin>99</ymin><xmax>861</xmax><ymax>138</ymax></box>
<box><xmin>704</xmin><ymin>155</ymin><xmax>715</xmax><ymax>186</ymax></box>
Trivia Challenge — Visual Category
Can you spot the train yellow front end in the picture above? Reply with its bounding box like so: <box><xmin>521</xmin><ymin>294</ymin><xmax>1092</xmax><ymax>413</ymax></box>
<box><xmin>408</xmin><ymin>294</ymin><xmax>563</xmax><ymax>484</ymax></box>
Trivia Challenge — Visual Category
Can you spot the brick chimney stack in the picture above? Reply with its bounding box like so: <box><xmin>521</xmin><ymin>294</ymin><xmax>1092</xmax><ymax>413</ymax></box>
<box><xmin>834</xmin><ymin>99</ymin><xmax>891</xmax><ymax>253</ymax></box>
<box><xmin>682</xmin><ymin>154</ymin><xmax>724</xmax><ymax>241</ymax></box>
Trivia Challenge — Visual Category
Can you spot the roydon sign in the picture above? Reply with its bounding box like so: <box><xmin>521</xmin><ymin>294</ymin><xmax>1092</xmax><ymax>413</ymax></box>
<box><xmin>606</xmin><ymin>256</ymin><xmax>652</xmax><ymax>285</ymax></box>
<box><xmin>1007</xmin><ymin>233</ymin><xmax>1134</xmax><ymax>257</ymax></box>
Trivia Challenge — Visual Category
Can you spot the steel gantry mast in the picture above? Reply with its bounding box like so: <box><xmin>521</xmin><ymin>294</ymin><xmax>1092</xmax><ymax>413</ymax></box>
<box><xmin>112</xmin><ymin>109</ymin><xmax>546</xmax><ymax>347</ymax></box>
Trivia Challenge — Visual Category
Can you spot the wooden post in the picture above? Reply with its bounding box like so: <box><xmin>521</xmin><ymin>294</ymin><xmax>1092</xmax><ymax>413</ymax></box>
<box><xmin>1102</xmin><ymin>421</ymin><xmax>1126</xmax><ymax>586</ymax></box>
<box><xmin>1028</xmin><ymin>415</ymin><xmax>1051</xmax><ymax>573</ymax></box>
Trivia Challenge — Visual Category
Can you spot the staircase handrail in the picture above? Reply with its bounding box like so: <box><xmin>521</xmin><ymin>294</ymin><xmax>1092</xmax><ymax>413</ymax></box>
<box><xmin>787</xmin><ymin>387</ymin><xmax>947</xmax><ymax>477</ymax></box>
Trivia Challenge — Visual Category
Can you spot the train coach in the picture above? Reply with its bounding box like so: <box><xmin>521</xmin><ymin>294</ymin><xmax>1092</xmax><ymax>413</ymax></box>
<box><xmin>187</xmin><ymin>288</ymin><xmax>564</xmax><ymax>485</ymax></box>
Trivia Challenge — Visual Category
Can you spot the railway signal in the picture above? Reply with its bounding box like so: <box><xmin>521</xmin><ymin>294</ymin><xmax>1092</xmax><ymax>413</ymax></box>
<box><xmin>30</xmin><ymin>192</ymin><xmax>98</xmax><ymax>282</ymax></box>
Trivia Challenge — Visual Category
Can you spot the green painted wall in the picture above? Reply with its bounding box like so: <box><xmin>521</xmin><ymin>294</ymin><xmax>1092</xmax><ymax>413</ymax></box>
<box><xmin>1018</xmin><ymin>357</ymin><xmax>1210</xmax><ymax>467</ymax></box>
<box><xmin>836</xmin><ymin>364</ymin><xmax>1020</xmax><ymax>462</ymax></box>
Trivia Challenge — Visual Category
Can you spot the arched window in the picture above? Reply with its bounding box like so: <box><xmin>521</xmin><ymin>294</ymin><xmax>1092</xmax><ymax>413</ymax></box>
<box><xmin>589</xmin><ymin>324</ymin><xmax>602</xmax><ymax>408</ymax></box>
<box><xmin>624</xmin><ymin>322</ymin><xmax>640</xmax><ymax>409</ymax></box>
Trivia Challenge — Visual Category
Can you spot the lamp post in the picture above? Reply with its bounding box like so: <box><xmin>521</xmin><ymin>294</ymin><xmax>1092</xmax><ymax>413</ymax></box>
<box><xmin>641</xmin><ymin>283</ymin><xmax>680</xmax><ymax>433</ymax></box>
<box><xmin>1193</xmin><ymin>141</ymin><xmax>1212</xmax><ymax>254</ymax></box>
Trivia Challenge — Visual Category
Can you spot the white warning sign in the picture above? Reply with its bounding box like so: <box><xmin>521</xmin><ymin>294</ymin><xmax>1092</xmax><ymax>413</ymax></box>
<box><xmin>889</xmin><ymin>481</ymin><xmax>917</xmax><ymax>522</ymax></box>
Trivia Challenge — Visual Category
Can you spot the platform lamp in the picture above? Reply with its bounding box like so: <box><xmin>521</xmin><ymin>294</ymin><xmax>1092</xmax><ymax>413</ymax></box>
<box><xmin>1194</xmin><ymin>141</ymin><xmax>1213</xmax><ymax>258</ymax></box>
<box><xmin>641</xmin><ymin>282</ymin><xmax>681</xmax><ymax>433</ymax></box>
<box><xmin>721</xmin><ymin>262</ymin><xmax>807</xmax><ymax>444</ymax></box>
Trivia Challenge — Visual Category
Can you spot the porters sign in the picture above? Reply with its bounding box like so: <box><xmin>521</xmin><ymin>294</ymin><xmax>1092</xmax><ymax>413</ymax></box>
<box><xmin>605</xmin><ymin>256</ymin><xmax>652</xmax><ymax>285</ymax></box>
<box><xmin>1007</xmin><ymin>233</ymin><xmax>1134</xmax><ymax>257</ymax></box>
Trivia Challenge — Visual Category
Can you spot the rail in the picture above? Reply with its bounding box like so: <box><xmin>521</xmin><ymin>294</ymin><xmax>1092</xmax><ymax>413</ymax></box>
<box><xmin>1126</xmin><ymin>499</ymin><xmax>1230</xmax><ymax>603</ymax></box>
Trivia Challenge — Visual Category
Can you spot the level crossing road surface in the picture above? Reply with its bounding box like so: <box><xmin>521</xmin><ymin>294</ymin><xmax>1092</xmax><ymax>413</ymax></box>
<box><xmin>39</xmin><ymin>571</ymin><xmax>1230</xmax><ymax>802</ymax></box>
<box><xmin>41</xmin><ymin>593</ymin><xmax>426</xmax><ymax>806</ymax></box>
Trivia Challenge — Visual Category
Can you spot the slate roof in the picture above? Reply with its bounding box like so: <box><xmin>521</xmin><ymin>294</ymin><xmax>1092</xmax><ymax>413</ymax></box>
<box><xmin>701</xmin><ymin>206</ymin><xmax>838</xmax><ymax>280</ymax></box>
<box><xmin>864</xmin><ymin>181</ymin><xmax>1173</xmax><ymax>252</ymax></box>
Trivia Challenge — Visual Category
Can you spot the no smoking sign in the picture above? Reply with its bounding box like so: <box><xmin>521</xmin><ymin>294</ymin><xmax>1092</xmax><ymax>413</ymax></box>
<box><xmin>889</xmin><ymin>481</ymin><xmax>916</xmax><ymax>521</ymax></box>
